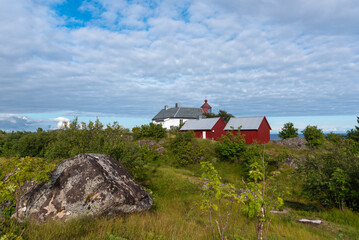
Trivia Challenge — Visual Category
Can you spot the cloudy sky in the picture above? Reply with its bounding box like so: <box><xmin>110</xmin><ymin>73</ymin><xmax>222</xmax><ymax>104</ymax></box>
<box><xmin>0</xmin><ymin>0</ymin><xmax>358</xmax><ymax>132</ymax></box>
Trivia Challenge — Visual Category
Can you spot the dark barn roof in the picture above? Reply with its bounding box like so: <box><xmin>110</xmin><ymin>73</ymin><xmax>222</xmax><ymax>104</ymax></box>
<box><xmin>152</xmin><ymin>107</ymin><xmax>203</xmax><ymax>121</ymax></box>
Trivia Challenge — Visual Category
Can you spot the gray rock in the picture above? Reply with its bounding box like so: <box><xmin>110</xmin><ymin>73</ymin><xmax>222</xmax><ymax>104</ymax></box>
<box><xmin>14</xmin><ymin>154</ymin><xmax>152</xmax><ymax>222</ymax></box>
<box><xmin>270</xmin><ymin>209</ymin><xmax>290</xmax><ymax>214</ymax></box>
<box><xmin>284</xmin><ymin>155</ymin><xmax>298</xmax><ymax>168</ymax></box>
<box><xmin>137</xmin><ymin>139</ymin><xmax>166</xmax><ymax>153</ymax></box>
<box><xmin>273</xmin><ymin>137</ymin><xmax>307</xmax><ymax>149</ymax></box>
<box><xmin>298</xmin><ymin>219</ymin><xmax>322</xmax><ymax>224</ymax></box>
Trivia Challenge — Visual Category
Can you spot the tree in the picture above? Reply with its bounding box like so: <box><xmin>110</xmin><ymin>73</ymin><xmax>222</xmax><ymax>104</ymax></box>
<box><xmin>347</xmin><ymin>116</ymin><xmax>359</xmax><ymax>142</ymax></box>
<box><xmin>302</xmin><ymin>125</ymin><xmax>325</xmax><ymax>148</ymax></box>
<box><xmin>242</xmin><ymin>159</ymin><xmax>284</xmax><ymax>240</ymax></box>
<box><xmin>200</xmin><ymin>161</ymin><xmax>241</xmax><ymax>240</ymax></box>
<box><xmin>299</xmin><ymin>141</ymin><xmax>359</xmax><ymax>210</ymax></box>
<box><xmin>278</xmin><ymin>122</ymin><xmax>298</xmax><ymax>139</ymax></box>
<box><xmin>201</xmin><ymin>147</ymin><xmax>285</xmax><ymax>240</ymax></box>
<box><xmin>203</xmin><ymin>110</ymin><xmax>234</xmax><ymax>123</ymax></box>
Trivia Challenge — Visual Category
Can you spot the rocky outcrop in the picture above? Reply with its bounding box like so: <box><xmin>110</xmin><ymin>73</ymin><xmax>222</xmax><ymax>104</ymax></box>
<box><xmin>14</xmin><ymin>154</ymin><xmax>152</xmax><ymax>222</ymax></box>
<box><xmin>137</xmin><ymin>139</ymin><xmax>166</xmax><ymax>153</ymax></box>
<box><xmin>283</xmin><ymin>155</ymin><xmax>298</xmax><ymax>168</ymax></box>
<box><xmin>274</xmin><ymin>137</ymin><xmax>307</xmax><ymax>149</ymax></box>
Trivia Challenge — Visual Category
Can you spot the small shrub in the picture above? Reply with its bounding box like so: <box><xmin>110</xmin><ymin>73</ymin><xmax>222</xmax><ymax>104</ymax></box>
<box><xmin>326</xmin><ymin>132</ymin><xmax>343</xmax><ymax>143</ymax></box>
<box><xmin>105</xmin><ymin>232</ymin><xmax>127</xmax><ymax>240</ymax></box>
<box><xmin>200</xmin><ymin>161</ymin><xmax>241</xmax><ymax>240</ymax></box>
<box><xmin>302</xmin><ymin>125</ymin><xmax>325</xmax><ymax>148</ymax></box>
<box><xmin>104</xmin><ymin>141</ymin><xmax>147</xmax><ymax>182</ymax></box>
<box><xmin>169</xmin><ymin>131</ymin><xmax>204</xmax><ymax>166</ymax></box>
<box><xmin>0</xmin><ymin>157</ymin><xmax>54</xmax><ymax>223</ymax></box>
<box><xmin>215</xmin><ymin>129</ymin><xmax>246</xmax><ymax>162</ymax></box>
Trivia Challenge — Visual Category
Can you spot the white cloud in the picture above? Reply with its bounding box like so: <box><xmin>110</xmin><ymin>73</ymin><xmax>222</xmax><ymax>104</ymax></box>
<box><xmin>50</xmin><ymin>117</ymin><xmax>70</xmax><ymax>128</ymax></box>
<box><xmin>0</xmin><ymin>114</ymin><xmax>44</xmax><ymax>131</ymax></box>
<box><xmin>0</xmin><ymin>0</ymin><xmax>358</xmax><ymax>121</ymax></box>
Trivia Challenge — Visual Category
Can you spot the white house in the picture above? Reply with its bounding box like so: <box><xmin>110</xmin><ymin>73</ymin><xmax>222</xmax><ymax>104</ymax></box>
<box><xmin>152</xmin><ymin>100</ymin><xmax>211</xmax><ymax>130</ymax></box>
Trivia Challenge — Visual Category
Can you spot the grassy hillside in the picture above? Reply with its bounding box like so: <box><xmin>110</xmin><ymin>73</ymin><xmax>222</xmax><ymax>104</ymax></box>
<box><xmin>19</xmin><ymin>160</ymin><xmax>359</xmax><ymax>240</ymax></box>
<box><xmin>1</xmin><ymin>122</ymin><xmax>359</xmax><ymax>240</ymax></box>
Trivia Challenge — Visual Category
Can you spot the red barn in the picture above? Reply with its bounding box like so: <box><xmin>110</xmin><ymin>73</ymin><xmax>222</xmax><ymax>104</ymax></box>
<box><xmin>224</xmin><ymin>116</ymin><xmax>271</xmax><ymax>144</ymax></box>
<box><xmin>180</xmin><ymin>117</ymin><xmax>225</xmax><ymax>140</ymax></box>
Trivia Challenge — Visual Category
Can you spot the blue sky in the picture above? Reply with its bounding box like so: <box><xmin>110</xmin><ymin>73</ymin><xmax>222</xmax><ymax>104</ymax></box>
<box><xmin>0</xmin><ymin>0</ymin><xmax>358</xmax><ymax>132</ymax></box>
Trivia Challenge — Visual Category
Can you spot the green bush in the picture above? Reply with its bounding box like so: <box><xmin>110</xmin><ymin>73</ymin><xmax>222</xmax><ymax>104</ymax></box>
<box><xmin>278</xmin><ymin>122</ymin><xmax>298</xmax><ymax>139</ymax></box>
<box><xmin>0</xmin><ymin>157</ymin><xmax>55</xmax><ymax>221</ymax></box>
<box><xmin>326</xmin><ymin>132</ymin><xmax>344</xmax><ymax>143</ymax></box>
<box><xmin>215</xmin><ymin>130</ymin><xmax>246</xmax><ymax>162</ymax></box>
<box><xmin>0</xmin><ymin>118</ymin><xmax>149</xmax><ymax>183</ymax></box>
<box><xmin>302</xmin><ymin>125</ymin><xmax>325</xmax><ymax>148</ymax></box>
<box><xmin>347</xmin><ymin>116</ymin><xmax>359</xmax><ymax>142</ymax></box>
<box><xmin>104</xmin><ymin>141</ymin><xmax>148</xmax><ymax>182</ymax></box>
<box><xmin>105</xmin><ymin>232</ymin><xmax>128</xmax><ymax>240</ymax></box>
<box><xmin>0</xmin><ymin>131</ymin><xmax>28</xmax><ymax>157</ymax></box>
<box><xmin>12</xmin><ymin>130</ymin><xmax>52</xmax><ymax>158</ymax></box>
<box><xmin>299</xmin><ymin>140</ymin><xmax>359</xmax><ymax>210</ymax></box>
<box><xmin>169</xmin><ymin>131</ymin><xmax>204</xmax><ymax>166</ymax></box>
<box><xmin>132</xmin><ymin>123</ymin><xmax>166</xmax><ymax>140</ymax></box>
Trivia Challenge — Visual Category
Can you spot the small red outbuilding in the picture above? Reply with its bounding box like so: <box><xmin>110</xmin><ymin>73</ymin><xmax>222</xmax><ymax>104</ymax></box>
<box><xmin>224</xmin><ymin>116</ymin><xmax>271</xmax><ymax>144</ymax></box>
<box><xmin>180</xmin><ymin>117</ymin><xmax>225</xmax><ymax>140</ymax></box>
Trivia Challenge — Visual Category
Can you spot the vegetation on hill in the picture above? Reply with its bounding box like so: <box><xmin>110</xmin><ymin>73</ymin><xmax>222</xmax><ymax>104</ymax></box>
<box><xmin>347</xmin><ymin>116</ymin><xmax>359</xmax><ymax>142</ymax></box>
<box><xmin>299</xmin><ymin>140</ymin><xmax>359</xmax><ymax>211</ymax></box>
<box><xmin>1</xmin><ymin>118</ymin><xmax>359</xmax><ymax>240</ymax></box>
<box><xmin>202</xmin><ymin>110</ymin><xmax>234</xmax><ymax>123</ymax></box>
<box><xmin>132</xmin><ymin>122</ymin><xmax>166</xmax><ymax>140</ymax></box>
<box><xmin>278</xmin><ymin>122</ymin><xmax>298</xmax><ymax>139</ymax></box>
<box><xmin>302</xmin><ymin>125</ymin><xmax>325</xmax><ymax>148</ymax></box>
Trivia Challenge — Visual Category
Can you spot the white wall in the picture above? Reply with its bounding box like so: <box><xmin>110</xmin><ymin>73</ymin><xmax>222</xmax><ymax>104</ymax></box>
<box><xmin>152</xmin><ymin>118</ymin><xmax>190</xmax><ymax>130</ymax></box>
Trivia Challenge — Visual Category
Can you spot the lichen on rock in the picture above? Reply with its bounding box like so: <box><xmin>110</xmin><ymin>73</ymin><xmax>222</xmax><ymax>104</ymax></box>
<box><xmin>14</xmin><ymin>153</ymin><xmax>152</xmax><ymax>222</ymax></box>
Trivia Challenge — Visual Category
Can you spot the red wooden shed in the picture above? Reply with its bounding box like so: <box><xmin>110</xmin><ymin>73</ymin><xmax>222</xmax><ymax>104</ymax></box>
<box><xmin>224</xmin><ymin>116</ymin><xmax>271</xmax><ymax>144</ymax></box>
<box><xmin>180</xmin><ymin>117</ymin><xmax>226</xmax><ymax>140</ymax></box>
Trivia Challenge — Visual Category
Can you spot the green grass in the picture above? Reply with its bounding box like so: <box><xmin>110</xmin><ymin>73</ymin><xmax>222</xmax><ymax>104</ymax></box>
<box><xmin>15</xmin><ymin>162</ymin><xmax>359</xmax><ymax>240</ymax></box>
<box><xmin>2</xmin><ymin>141</ymin><xmax>359</xmax><ymax>240</ymax></box>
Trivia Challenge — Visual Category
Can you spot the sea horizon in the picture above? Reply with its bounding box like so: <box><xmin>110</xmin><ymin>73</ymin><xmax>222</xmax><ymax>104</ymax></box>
<box><xmin>270</xmin><ymin>132</ymin><xmax>347</xmax><ymax>141</ymax></box>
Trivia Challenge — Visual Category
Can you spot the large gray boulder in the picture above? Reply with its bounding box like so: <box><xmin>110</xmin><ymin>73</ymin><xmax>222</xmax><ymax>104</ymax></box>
<box><xmin>14</xmin><ymin>154</ymin><xmax>152</xmax><ymax>222</ymax></box>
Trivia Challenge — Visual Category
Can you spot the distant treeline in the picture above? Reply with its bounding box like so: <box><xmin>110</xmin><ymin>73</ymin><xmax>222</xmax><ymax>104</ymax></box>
<box><xmin>1</xmin><ymin>117</ymin><xmax>359</xmax><ymax>211</ymax></box>
<box><xmin>0</xmin><ymin>118</ymin><xmax>156</xmax><ymax>182</ymax></box>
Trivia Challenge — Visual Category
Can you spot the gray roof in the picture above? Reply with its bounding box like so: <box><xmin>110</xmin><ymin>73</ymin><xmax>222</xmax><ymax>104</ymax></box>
<box><xmin>224</xmin><ymin>116</ymin><xmax>269</xmax><ymax>130</ymax></box>
<box><xmin>181</xmin><ymin>117</ymin><xmax>221</xmax><ymax>131</ymax></box>
<box><xmin>152</xmin><ymin>107</ymin><xmax>203</xmax><ymax>121</ymax></box>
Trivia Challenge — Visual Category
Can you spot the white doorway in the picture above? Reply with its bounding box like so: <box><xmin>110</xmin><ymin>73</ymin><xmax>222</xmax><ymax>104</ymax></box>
<box><xmin>202</xmin><ymin>131</ymin><xmax>206</xmax><ymax>139</ymax></box>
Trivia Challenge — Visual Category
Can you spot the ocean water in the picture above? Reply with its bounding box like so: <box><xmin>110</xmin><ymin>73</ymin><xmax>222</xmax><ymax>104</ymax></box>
<box><xmin>270</xmin><ymin>134</ymin><xmax>304</xmax><ymax>141</ymax></box>
<box><xmin>270</xmin><ymin>133</ymin><xmax>346</xmax><ymax>141</ymax></box>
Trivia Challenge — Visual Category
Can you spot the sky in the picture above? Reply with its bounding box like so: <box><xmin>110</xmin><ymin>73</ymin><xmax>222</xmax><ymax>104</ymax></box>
<box><xmin>0</xmin><ymin>0</ymin><xmax>358</xmax><ymax>133</ymax></box>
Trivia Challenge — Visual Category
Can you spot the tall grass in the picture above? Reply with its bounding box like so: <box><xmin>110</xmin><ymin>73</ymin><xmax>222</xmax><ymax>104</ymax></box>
<box><xmin>18</xmin><ymin>163</ymin><xmax>359</xmax><ymax>240</ymax></box>
<box><xmin>2</xmin><ymin>139</ymin><xmax>359</xmax><ymax>240</ymax></box>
